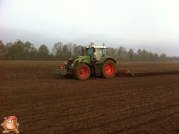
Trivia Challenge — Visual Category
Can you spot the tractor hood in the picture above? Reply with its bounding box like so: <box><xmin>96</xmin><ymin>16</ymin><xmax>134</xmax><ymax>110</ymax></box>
<box><xmin>77</xmin><ymin>55</ymin><xmax>90</xmax><ymax>62</ymax></box>
<box><xmin>75</xmin><ymin>55</ymin><xmax>91</xmax><ymax>64</ymax></box>
<box><xmin>70</xmin><ymin>56</ymin><xmax>91</xmax><ymax>68</ymax></box>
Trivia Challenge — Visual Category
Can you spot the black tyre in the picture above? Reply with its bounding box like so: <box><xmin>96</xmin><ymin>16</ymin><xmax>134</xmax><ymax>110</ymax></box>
<box><xmin>101</xmin><ymin>59</ymin><xmax>116</xmax><ymax>78</ymax></box>
<box><xmin>74</xmin><ymin>64</ymin><xmax>91</xmax><ymax>80</ymax></box>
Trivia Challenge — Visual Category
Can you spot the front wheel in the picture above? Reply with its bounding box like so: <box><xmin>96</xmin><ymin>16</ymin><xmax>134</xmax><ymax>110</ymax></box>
<box><xmin>101</xmin><ymin>60</ymin><xmax>116</xmax><ymax>78</ymax></box>
<box><xmin>74</xmin><ymin>64</ymin><xmax>91</xmax><ymax>80</ymax></box>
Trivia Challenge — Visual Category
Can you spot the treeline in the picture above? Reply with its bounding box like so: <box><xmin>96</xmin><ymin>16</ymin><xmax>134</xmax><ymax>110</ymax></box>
<box><xmin>0</xmin><ymin>39</ymin><xmax>178</xmax><ymax>61</ymax></box>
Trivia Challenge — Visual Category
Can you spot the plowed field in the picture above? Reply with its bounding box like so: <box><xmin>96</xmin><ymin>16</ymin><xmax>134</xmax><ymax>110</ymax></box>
<box><xmin>0</xmin><ymin>61</ymin><xmax>179</xmax><ymax>134</ymax></box>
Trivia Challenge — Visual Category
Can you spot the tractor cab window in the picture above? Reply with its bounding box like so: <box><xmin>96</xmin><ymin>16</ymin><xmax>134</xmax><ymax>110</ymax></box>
<box><xmin>95</xmin><ymin>48</ymin><xmax>102</xmax><ymax>57</ymax></box>
<box><xmin>101</xmin><ymin>48</ymin><xmax>106</xmax><ymax>56</ymax></box>
<box><xmin>85</xmin><ymin>48</ymin><xmax>94</xmax><ymax>56</ymax></box>
<box><xmin>94</xmin><ymin>48</ymin><xmax>106</xmax><ymax>60</ymax></box>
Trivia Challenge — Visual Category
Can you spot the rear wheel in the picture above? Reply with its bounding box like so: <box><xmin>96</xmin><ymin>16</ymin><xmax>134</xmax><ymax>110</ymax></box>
<box><xmin>74</xmin><ymin>64</ymin><xmax>90</xmax><ymax>80</ymax></box>
<box><xmin>101</xmin><ymin>59</ymin><xmax>116</xmax><ymax>78</ymax></box>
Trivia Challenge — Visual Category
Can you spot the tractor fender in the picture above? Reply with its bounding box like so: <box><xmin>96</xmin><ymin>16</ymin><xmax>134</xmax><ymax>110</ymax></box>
<box><xmin>73</xmin><ymin>59</ymin><xmax>89</xmax><ymax>67</ymax></box>
<box><xmin>101</xmin><ymin>58</ymin><xmax>116</xmax><ymax>64</ymax></box>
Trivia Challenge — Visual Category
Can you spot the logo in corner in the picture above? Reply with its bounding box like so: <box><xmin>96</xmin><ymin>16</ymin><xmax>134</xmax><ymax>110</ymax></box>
<box><xmin>1</xmin><ymin>116</ymin><xmax>19</xmax><ymax>133</ymax></box>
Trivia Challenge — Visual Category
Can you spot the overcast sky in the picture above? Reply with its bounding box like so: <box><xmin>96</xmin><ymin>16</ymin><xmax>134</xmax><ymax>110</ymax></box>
<box><xmin>0</xmin><ymin>0</ymin><xmax>179</xmax><ymax>56</ymax></box>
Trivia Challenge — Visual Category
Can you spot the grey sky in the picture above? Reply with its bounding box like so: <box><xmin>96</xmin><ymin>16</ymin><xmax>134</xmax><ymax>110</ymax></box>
<box><xmin>0</xmin><ymin>0</ymin><xmax>179</xmax><ymax>56</ymax></box>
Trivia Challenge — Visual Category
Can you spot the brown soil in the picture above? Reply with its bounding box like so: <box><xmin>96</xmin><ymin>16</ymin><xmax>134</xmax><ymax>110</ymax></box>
<box><xmin>0</xmin><ymin>61</ymin><xmax>179</xmax><ymax>134</ymax></box>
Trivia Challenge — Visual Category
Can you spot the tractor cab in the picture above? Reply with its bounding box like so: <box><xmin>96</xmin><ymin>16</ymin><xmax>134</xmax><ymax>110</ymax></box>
<box><xmin>85</xmin><ymin>45</ymin><xmax>107</xmax><ymax>62</ymax></box>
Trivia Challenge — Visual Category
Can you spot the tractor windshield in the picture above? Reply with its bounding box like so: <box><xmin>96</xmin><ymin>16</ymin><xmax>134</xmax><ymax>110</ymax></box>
<box><xmin>85</xmin><ymin>48</ymin><xmax>94</xmax><ymax>56</ymax></box>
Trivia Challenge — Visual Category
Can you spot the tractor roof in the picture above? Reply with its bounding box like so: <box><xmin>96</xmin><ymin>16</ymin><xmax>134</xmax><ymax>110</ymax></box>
<box><xmin>87</xmin><ymin>44</ymin><xmax>107</xmax><ymax>49</ymax></box>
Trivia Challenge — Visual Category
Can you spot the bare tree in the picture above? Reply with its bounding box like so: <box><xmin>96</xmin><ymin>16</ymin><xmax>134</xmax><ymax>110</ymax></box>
<box><xmin>52</xmin><ymin>42</ymin><xmax>63</xmax><ymax>60</ymax></box>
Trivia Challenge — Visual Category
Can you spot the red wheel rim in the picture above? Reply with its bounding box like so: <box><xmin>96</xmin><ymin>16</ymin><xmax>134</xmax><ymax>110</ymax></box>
<box><xmin>79</xmin><ymin>67</ymin><xmax>89</xmax><ymax>78</ymax></box>
<box><xmin>105</xmin><ymin>64</ymin><xmax>114</xmax><ymax>75</ymax></box>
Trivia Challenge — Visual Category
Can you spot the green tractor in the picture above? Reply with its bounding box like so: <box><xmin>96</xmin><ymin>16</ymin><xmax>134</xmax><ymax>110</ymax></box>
<box><xmin>55</xmin><ymin>44</ymin><xmax>116</xmax><ymax>80</ymax></box>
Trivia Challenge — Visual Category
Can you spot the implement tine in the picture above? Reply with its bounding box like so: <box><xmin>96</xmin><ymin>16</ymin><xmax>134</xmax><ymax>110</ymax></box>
<box><xmin>116</xmin><ymin>69</ymin><xmax>135</xmax><ymax>77</ymax></box>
